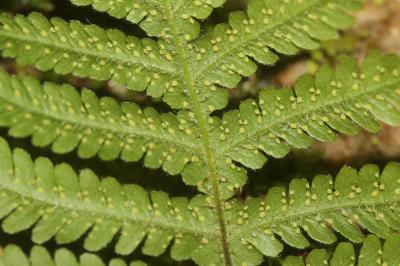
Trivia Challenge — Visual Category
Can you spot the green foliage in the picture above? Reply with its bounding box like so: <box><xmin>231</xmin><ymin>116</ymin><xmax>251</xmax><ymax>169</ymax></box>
<box><xmin>0</xmin><ymin>12</ymin><xmax>180</xmax><ymax>102</ymax></box>
<box><xmin>282</xmin><ymin>235</ymin><xmax>400</xmax><ymax>266</ymax></box>
<box><xmin>214</xmin><ymin>52</ymin><xmax>400</xmax><ymax>170</ymax></box>
<box><xmin>0</xmin><ymin>0</ymin><xmax>362</xmax><ymax>111</ymax></box>
<box><xmin>186</xmin><ymin>0</ymin><xmax>362</xmax><ymax>112</ymax></box>
<box><xmin>0</xmin><ymin>70</ymin><xmax>202</xmax><ymax>176</ymax></box>
<box><xmin>0</xmin><ymin>244</ymin><xmax>146</xmax><ymax>266</ymax></box>
<box><xmin>0</xmin><ymin>1</ymin><xmax>399</xmax><ymax>265</ymax></box>
<box><xmin>71</xmin><ymin>0</ymin><xmax>225</xmax><ymax>40</ymax></box>
<box><xmin>1</xmin><ymin>52</ymin><xmax>399</xmax><ymax>199</ymax></box>
<box><xmin>0</xmin><ymin>53</ymin><xmax>400</xmax><ymax>198</ymax></box>
<box><xmin>0</xmin><ymin>138</ymin><xmax>218</xmax><ymax>261</ymax></box>
<box><xmin>225</xmin><ymin>162</ymin><xmax>400</xmax><ymax>263</ymax></box>
<box><xmin>1</xmin><ymin>137</ymin><xmax>400</xmax><ymax>265</ymax></box>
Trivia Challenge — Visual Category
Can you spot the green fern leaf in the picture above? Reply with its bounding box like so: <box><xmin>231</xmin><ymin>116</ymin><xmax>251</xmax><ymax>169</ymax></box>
<box><xmin>71</xmin><ymin>0</ymin><xmax>224</xmax><ymax>40</ymax></box>
<box><xmin>0</xmin><ymin>137</ymin><xmax>224</xmax><ymax>263</ymax></box>
<box><xmin>0</xmin><ymin>12</ymin><xmax>181</xmax><ymax>99</ymax></box>
<box><xmin>0</xmin><ymin>244</ymin><xmax>146</xmax><ymax>266</ymax></box>
<box><xmin>0</xmin><ymin>70</ymin><xmax>243</xmax><ymax>193</ymax></box>
<box><xmin>0</xmin><ymin>71</ymin><xmax>205</xmax><ymax>177</ymax></box>
<box><xmin>1</xmin><ymin>134</ymin><xmax>400</xmax><ymax>265</ymax></box>
<box><xmin>1</xmin><ymin>2</ymin><xmax>398</xmax><ymax>266</ymax></box>
<box><xmin>282</xmin><ymin>235</ymin><xmax>400</xmax><ymax>266</ymax></box>
<box><xmin>188</xmin><ymin>0</ymin><xmax>362</xmax><ymax>112</ymax></box>
<box><xmin>0</xmin><ymin>0</ymin><xmax>363</xmax><ymax>111</ymax></box>
<box><xmin>196</xmin><ymin>52</ymin><xmax>400</xmax><ymax>199</ymax></box>
<box><xmin>1</xmin><ymin>52</ymin><xmax>400</xmax><ymax>200</ymax></box>
<box><xmin>212</xmin><ymin>52</ymin><xmax>400</xmax><ymax>173</ymax></box>
<box><xmin>224</xmin><ymin>162</ymin><xmax>400</xmax><ymax>264</ymax></box>
<box><xmin>70</xmin><ymin>0</ymin><xmax>362</xmax><ymax>112</ymax></box>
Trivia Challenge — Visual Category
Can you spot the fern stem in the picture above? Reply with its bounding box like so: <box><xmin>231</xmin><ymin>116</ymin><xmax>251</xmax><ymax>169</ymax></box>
<box><xmin>161</xmin><ymin>1</ymin><xmax>232</xmax><ymax>265</ymax></box>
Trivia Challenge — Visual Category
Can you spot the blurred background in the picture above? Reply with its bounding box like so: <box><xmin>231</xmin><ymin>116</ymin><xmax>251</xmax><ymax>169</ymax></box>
<box><xmin>0</xmin><ymin>0</ymin><xmax>399</xmax><ymax>265</ymax></box>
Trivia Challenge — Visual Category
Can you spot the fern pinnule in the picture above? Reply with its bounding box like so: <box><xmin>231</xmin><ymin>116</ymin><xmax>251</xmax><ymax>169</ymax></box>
<box><xmin>71</xmin><ymin>0</ymin><xmax>225</xmax><ymax>41</ymax></box>
<box><xmin>0</xmin><ymin>70</ymin><xmax>203</xmax><ymax>176</ymax></box>
<box><xmin>226</xmin><ymin>162</ymin><xmax>400</xmax><ymax>263</ymax></box>
<box><xmin>0</xmin><ymin>245</ymin><xmax>146</xmax><ymax>266</ymax></box>
<box><xmin>0</xmin><ymin>12</ymin><xmax>178</xmax><ymax>99</ymax></box>
<box><xmin>213</xmin><ymin>52</ymin><xmax>400</xmax><ymax>172</ymax></box>
<box><xmin>282</xmin><ymin>235</ymin><xmax>400</xmax><ymax>266</ymax></box>
<box><xmin>186</xmin><ymin>0</ymin><xmax>363</xmax><ymax>113</ymax></box>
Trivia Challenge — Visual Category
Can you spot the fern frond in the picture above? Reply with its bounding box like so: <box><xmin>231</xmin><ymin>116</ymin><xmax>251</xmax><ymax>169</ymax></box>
<box><xmin>0</xmin><ymin>12</ymin><xmax>181</xmax><ymax>99</ymax></box>
<box><xmin>0</xmin><ymin>137</ymin><xmax>224</xmax><ymax>263</ymax></box>
<box><xmin>71</xmin><ymin>0</ymin><xmax>224</xmax><ymax>40</ymax></box>
<box><xmin>224</xmin><ymin>162</ymin><xmax>400</xmax><ymax>264</ymax></box>
<box><xmin>0</xmin><ymin>71</ymin><xmax>206</xmax><ymax>177</ymax></box>
<box><xmin>213</xmin><ymin>52</ymin><xmax>400</xmax><ymax>171</ymax></box>
<box><xmin>282</xmin><ymin>235</ymin><xmax>400</xmax><ymax>266</ymax></box>
<box><xmin>0</xmin><ymin>244</ymin><xmax>146</xmax><ymax>266</ymax></box>
<box><xmin>189</xmin><ymin>0</ymin><xmax>362</xmax><ymax>111</ymax></box>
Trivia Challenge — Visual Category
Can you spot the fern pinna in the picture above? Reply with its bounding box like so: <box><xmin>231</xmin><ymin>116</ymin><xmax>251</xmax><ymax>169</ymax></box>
<box><xmin>0</xmin><ymin>0</ymin><xmax>399</xmax><ymax>265</ymax></box>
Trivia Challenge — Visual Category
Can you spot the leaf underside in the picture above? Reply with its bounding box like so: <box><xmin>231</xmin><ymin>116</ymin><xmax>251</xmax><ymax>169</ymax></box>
<box><xmin>0</xmin><ymin>70</ymin><xmax>203</xmax><ymax>178</ymax></box>
<box><xmin>0</xmin><ymin>244</ymin><xmax>146</xmax><ymax>266</ymax></box>
<box><xmin>0</xmin><ymin>0</ymin><xmax>362</xmax><ymax>111</ymax></box>
<box><xmin>0</xmin><ymin>1</ymin><xmax>399</xmax><ymax>266</ymax></box>
<box><xmin>282</xmin><ymin>235</ymin><xmax>400</xmax><ymax>266</ymax></box>
<box><xmin>206</xmin><ymin>52</ymin><xmax>400</xmax><ymax>199</ymax></box>
<box><xmin>71</xmin><ymin>0</ymin><xmax>225</xmax><ymax>41</ymax></box>
<box><xmin>0</xmin><ymin>138</ymin><xmax>399</xmax><ymax>265</ymax></box>
<box><xmin>1</xmin><ymin>52</ymin><xmax>400</xmax><ymax>199</ymax></box>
